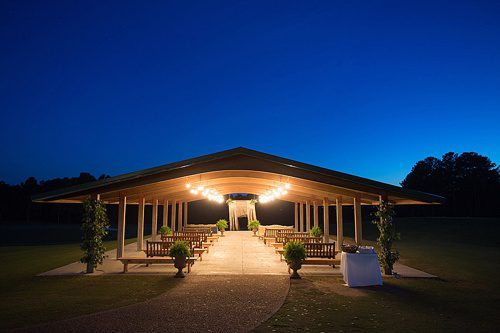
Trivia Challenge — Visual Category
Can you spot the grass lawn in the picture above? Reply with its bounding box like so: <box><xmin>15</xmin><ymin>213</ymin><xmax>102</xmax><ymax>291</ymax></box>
<box><xmin>0</xmin><ymin>237</ymin><xmax>178</xmax><ymax>331</ymax></box>
<box><xmin>255</xmin><ymin>217</ymin><xmax>500</xmax><ymax>333</ymax></box>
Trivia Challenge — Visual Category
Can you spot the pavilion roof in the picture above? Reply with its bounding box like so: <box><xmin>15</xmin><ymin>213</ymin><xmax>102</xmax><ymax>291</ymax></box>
<box><xmin>32</xmin><ymin>147</ymin><xmax>444</xmax><ymax>205</ymax></box>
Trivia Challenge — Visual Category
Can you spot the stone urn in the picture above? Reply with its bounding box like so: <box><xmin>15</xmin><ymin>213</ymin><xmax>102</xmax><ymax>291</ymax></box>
<box><xmin>252</xmin><ymin>228</ymin><xmax>258</xmax><ymax>236</ymax></box>
<box><xmin>173</xmin><ymin>256</ymin><xmax>187</xmax><ymax>278</ymax></box>
<box><xmin>161</xmin><ymin>234</ymin><xmax>168</xmax><ymax>241</ymax></box>
<box><xmin>219</xmin><ymin>228</ymin><xmax>225</xmax><ymax>236</ymax></box>
<box><xmin>289</xmin><ymin>261</ymin><xmax>302</xmax><ymax>279</ymax></box>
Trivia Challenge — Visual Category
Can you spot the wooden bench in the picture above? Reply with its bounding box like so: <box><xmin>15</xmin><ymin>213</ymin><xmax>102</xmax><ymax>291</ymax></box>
<box><xmin>272</xmin><ymin>235</ymin><xmax>323</xmax><ymax>252</ymax></box>
<box><xmin>258</xmin><ymin>225</ymin><xmax>293</xmax><ymax>240</ymax></box>
<box><xmin>286</xmin><ymin>242</ymin><xmax>340</xmax><ymax>273</ymax></box>
<box><xmin>174</xmin><ymin>231</ymin><xmax>215</xmax><ymax>248</ymax></box>
<box><xmin>119</xmin><ymin>257</ymin><xmax>196</xmax><ymax>273</ymax></box>
<box><xmin>157</xmin><ymin>236</ymin><xmax>207</xmax><ymax>260</ymax></box>
<box><xmin>119</xmin><ymin>240</ymin><xmax>197</xmax><ymax>273</ymax></box>
<box><xmin>263</xmin><ymin>228</ymin><xmax>294</xmax><ymax>245</ymax></box>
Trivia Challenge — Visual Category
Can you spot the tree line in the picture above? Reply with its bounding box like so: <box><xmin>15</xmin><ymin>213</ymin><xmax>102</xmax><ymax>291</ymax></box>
<box><xmin>400</xmin><ymin>152</ymin><xmax>499</xmax><ymax>217</ymax></box>
<box><xmin>0</xmin><ymin>151</ymin><xmax>498</xmax><ymax>224</ymax></box>
<box><xmin>0</xmin><ymin>173</ymin><xmax>109</xmax><ymax>224</ymax></box>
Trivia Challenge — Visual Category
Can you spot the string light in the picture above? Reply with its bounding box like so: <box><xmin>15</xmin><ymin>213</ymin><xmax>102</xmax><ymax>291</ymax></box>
<box><xmin>188</xmin><ymin>184</ymin><xmax>224</xmax><ymax>203</ymax></box>
<box><xmin>259</xmin><ymin>183</ymin><xmax>291</xmax><ymax>203</ymax></box>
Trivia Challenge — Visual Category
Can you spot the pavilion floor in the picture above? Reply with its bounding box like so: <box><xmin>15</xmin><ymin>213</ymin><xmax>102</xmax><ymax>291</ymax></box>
<box><xmin>39</xmin><ymin>231</ymin><xmax>435</xmax><ymax>278</ymax></box>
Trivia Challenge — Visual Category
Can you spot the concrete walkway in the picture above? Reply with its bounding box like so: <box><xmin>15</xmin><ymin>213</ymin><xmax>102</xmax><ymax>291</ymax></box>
<box><xmin>40</xmin><ymin>231</ymin><xmax>435</xmax><ymax>278</ymax></box>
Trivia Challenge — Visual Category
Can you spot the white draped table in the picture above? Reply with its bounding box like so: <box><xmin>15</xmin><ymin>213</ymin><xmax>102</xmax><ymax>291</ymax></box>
<box><xmin>340</xmin><ymin>252</ymin><xmax>383</xmax><ymax>287</ymax></box>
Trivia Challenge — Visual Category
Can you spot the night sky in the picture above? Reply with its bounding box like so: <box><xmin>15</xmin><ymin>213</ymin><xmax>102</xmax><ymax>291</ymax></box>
<box><xmin>1</xmin><ymin>1</ymin><xmax>499</xmax><ymax>185</ymax></box>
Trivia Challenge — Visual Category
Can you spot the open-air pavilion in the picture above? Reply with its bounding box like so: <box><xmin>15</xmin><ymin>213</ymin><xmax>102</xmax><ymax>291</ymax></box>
<box><xmin>34</xmin><ymin>147</ymin><xmax>444</xmax><ymax>263</ymax></box>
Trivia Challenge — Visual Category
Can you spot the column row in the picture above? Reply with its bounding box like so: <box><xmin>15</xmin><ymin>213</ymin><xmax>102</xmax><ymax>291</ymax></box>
<box><xmin>292</xmin><ymin>198</ymin><xmax>363</xmax><ymax>252</ymax></box>
<box><xmin>116</xmin><ymin>197</ymin><xmax>189</xmax><ymax>258</ymax></box>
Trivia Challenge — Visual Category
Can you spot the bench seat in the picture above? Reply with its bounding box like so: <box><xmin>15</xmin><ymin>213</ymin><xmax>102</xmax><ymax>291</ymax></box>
<box><xmin>118</xmin><ymin>256</ymin><xmax>197</xmax><ymax>273</ymax></box>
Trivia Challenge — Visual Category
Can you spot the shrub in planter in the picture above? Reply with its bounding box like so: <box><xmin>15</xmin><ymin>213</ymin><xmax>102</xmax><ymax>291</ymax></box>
<box><xmin>169</xmin><ymin>240</ymin><xmax>192</xmax><ymax>278</ymax></box>
<box><xmin>372</xmin><ymin>200</ymin><xmax>400</xmax><ymax>275</ymax></box>
<box><xmin>216</xmin><ymin>219</ymin><xmax>228</xmax><ymax>236</ymax></box>
<box><xmin>159</xmin><ymin>225</ymin><xmax>171</xmax><ymax>240</ymax></box>
<box><xmin>284</xmin><ymin>240</ymin><xmax>307</xmax><ymax>279</ymax></box>
<box><xmin>247</xmin><ymin>219</ymin><xmax>260</xmax><ymax>236</ymax></box>
<box><xmin>309</xmin><ymin>226</ymin><xmax>322</xmax><ymax>237</ymax></box>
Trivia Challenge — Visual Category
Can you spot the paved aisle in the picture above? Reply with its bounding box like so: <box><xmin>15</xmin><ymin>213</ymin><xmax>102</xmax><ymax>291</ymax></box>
<box><xmin>194</xmin><ymin>231</ymin><xmax>289</xmax><ymax>275</ymax></box>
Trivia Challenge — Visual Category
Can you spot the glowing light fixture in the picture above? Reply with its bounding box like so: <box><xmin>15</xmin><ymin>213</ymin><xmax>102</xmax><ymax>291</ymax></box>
<box><xmin>259</xmin><ymin>183</ymin><xmax>291</xmax><ymax>203</ymax></box>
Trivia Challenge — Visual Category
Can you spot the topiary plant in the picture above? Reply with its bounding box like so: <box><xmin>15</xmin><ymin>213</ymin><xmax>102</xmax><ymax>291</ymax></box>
<box><xmin>309</xmin><ymin>226</ymin><xmax>322</xmax><ymax>237</ymax></box>
<box><xmin>216</xmin><ymin>219</ymin><xmax>228</xmax><ymax>235</ymax></box>
<box><xmin>169</xmin><ymin>240</ymin><xmax>192</xmax><ymax>257</ymax></box>
<box><xmin>373</xmin><ymin>200</ymin><xmax>400</xmax><ymax>275</ymax></box>
<box><xmin>247</xmin><ymin>219</ymin><xmax>260</xmax><ymax>230</ymax></box>
<box><xmin>159</xmin><ymin>225</ymin><xmax>171</xmax><ymax>235</ymax></box>
<box><xmin>80</xmin><ymin>197</ymin><xmax>110</xmax><ymax>274</ymax></box>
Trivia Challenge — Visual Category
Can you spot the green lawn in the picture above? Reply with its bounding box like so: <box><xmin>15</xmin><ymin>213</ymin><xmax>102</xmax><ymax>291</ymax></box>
<box><xmin>255</xmin><ymin>217</ymin><xmax>500</xmax><ymax>333</ymax></box>
<box><xmin>0</xmin><ymin>238</ymin><xmax>178</xmax><ymax>331</ymax></box>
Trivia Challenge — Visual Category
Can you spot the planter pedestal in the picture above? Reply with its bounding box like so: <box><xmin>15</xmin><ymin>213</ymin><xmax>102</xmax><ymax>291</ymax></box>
<box><xmin>174</xmin><ymin>256</ymin><xmax>187</xmax><ymax>278</ymax></box>
<box><xmin>289</xmin><ymin>261</ymin><xmax>302</xmax><ymax>279</ymax></box>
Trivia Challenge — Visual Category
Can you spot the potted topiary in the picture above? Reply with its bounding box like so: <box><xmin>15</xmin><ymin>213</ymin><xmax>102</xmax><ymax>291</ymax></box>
<box><xmin>309</xmin><ymin>226</ymin><xmax>322</xmax><ymax>237</ymax></box>
<box><xmin>247</xmin><ymin>219</ymin><xmax>260</xmax><ymax>236</ymax></box>
<box><xmin>159</xmin><ymin>225</ymin><xmax>171</xmax><ymax>240</ymax></box>
<box><xmin>284</xmin><ymin>240</ymin><xmax>307</xmax><ymax>279</ymax></box>
<box><xmin>216</xmin><ymin>219</ymin><xmax>228</xmax><ymax>236</ymax></box>
<box><xmin>169</xmin><ymin>240</ymin><xmax>192</xmax><ymax>278</ymax></box>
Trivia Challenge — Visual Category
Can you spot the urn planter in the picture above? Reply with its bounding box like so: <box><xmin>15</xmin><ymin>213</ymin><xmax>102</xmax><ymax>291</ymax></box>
<box><xmin>174</xmin><ymin>256</ymin><xmax>187</xmax><ymax>278</ymax></box>
<box><xmin>289</xmin><ymin>261</ymin><xmax>302</xmax><ymax>279</ymax></box>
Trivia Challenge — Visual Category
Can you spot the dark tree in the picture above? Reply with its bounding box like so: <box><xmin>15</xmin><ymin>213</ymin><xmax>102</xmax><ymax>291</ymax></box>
<box><xmin>401</xmin><ymin>152</ymin><xmax>500</xmax><ymax>217</ymax></box>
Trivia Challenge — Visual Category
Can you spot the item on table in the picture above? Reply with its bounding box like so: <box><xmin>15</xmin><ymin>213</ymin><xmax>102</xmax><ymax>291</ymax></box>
<box><xmin>357</xmin><ymin>246</ymin><xmax>375</xmax><ymax>254</ymax></box>
<box><xmin>341</xmin><ymin>244</ymin><xmax>358</xmax><ymax>253</ymax></box>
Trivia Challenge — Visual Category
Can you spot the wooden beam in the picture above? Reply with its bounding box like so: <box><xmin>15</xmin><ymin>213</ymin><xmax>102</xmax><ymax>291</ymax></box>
<box><xmin>305</xmin><ymin>201</ymin><xmax>311</xmax><ymax>232</ymax></box>
<box><xmin>116</xmin><ymin>195</ymin><xmax>126</xmax><ymax>259</ymax></box>
<box><xmin>177</xmin><ymin>201</ymin><xmax>183</xmax><ymax>231</ymax></box>
<box><xmin>354</xmin><ymin>197</ymin><xmax>362</xmax><ymax>245</ymax></box>
<box><xmin>171</xmin><ymin>200</ymin><xmax>177</xmax><ymax>232</ymax></box>
<box><xmin>313</xmin><ymin>201</ymin><xmax>319</xmax><ymax>228</ymax></box>
<box><xmin>294</xmin><ymin>202</ymin><xmax>298</xmax><ymax>231</ymax></box>
<box><xmin>162</xmin><ymin>199</ymin><xmax>169</xmax><ymax>227</ymax></box>
<box><xmin>299</xmin><ymin>202</ymin><xmax>304</xmax><ymax>232</ymax></box>
<box><xmin>152</xmin><ymin>199</ymin><xmax>158</xmax><ymax>241</ymax></box>
<box><xmin>137</xmin><ymin>196</ymin><xmax>145</xmax><ymax>251</ymax></box>
<box><xmin>336</xmin><ymin>196</ymin><xmax>343</xmax><ymax>251</ymax></box>
<box><xmin>323</xmin><ymin>198</ymin><xmax>329</xmax><ymax>242</ymax></box>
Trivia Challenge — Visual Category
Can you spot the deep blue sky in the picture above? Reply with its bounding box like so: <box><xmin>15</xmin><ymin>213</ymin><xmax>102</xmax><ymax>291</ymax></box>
<box><xmin>1</xmin><ymin>0</ymin><xmax>499</xmax><ymax>185</ymax></box>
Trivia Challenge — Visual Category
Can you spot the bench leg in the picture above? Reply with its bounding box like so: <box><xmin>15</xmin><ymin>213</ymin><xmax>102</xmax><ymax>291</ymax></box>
<box><xmin>187</xmin><ymin>261</ymin><xmax>191</xmax><ymax>273</ymax></box>
<box><xmin>199</xmin><ymin>253</ymin><xmax>203</xmax><ymax>261</ymax></box>
<box><xmin>123</xmin><ymin>263</ymin><xmax>128</xmax><ymax>273</ymax></box>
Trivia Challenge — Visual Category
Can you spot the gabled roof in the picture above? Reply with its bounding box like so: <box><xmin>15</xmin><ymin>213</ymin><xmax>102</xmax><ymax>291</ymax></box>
<box><xmin>33</xmin><ymin>147</ymin><xmax>444</xmax><ymax>205</ymax></box>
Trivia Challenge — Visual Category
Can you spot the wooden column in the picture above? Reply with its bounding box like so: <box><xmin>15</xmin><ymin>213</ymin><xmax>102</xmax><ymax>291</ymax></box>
<box><xmin>335</xmin><ymin>197</ymin><xmax>343</xmax><ymax>251</ymax></box>
<box><xmin>299</xmin><ymin>202</ymin><xmax>304</xmax><ymax>232</ymax></box>
<box><xmin>152</xmin><ymin>199</ymin><xmax>158</xmax><ymax>241</ymax></box>
<box><xmin>137</xmin><ymin>196</ymin><xmax>145</xmax><ymax>251</ymax></box>
<box><xmin>313</xmin><ymin>201</ymin><xmax>319</xmax><ymax>228</ymax></box>
<box><xmin>162</xmin><ymin>199</ymin><xmax>169</xmax><ymax>227</ymax></box>
<box><xmin>116</xmin><ymin>195</ymin><xmax>126</xmax><ymax>259</ymax></box>
<box><xmin>294</xmin><ymin>202</ymin><xmax>299</xmax><ymax>231</ymax></box>
<box><xmin>184</xmin><ymin>201</ymin><xmax>188</xmax><ymax>227</ymax></box>
<box><xmin>171</xmin><ymin>200</ymin><xmax>177</xmax><ymax>232</ymax></box>
<box><xmin>323</xmin><ymin>198</ymin><xmax>329</xmax><ymax>242</ymax></box>
<box><xmin>354</xmin><ymin>197</ymin><xmax>362</xmax><ymax>245</ymax></box>
<box><xmin>177</xmin><ymin>201</ymin><xmax>183</xmax><ymax>231</ymax></box>
<box><xmin>305</xmin><ymin>201</ymin><xmax>311</xmax><ymax>232</ymax></box>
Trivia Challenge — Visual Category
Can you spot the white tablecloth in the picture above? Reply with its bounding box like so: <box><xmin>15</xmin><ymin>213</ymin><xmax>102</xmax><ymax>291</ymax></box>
<box><xmin>340</xmin><ymin>252</ymin><xmax>383</xmax><ymax>287</ymax></box>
